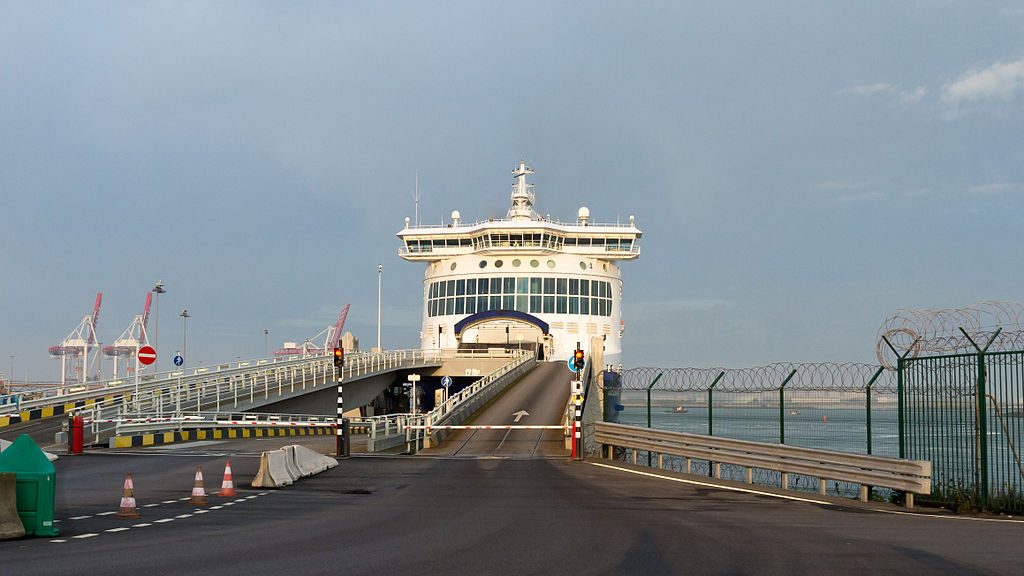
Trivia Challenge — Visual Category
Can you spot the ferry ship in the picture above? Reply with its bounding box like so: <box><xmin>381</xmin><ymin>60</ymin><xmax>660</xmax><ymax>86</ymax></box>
<box><xmin>397</xmin><ymin>162</ymin><xmax>642</xmax><ymax>366</ymax></box>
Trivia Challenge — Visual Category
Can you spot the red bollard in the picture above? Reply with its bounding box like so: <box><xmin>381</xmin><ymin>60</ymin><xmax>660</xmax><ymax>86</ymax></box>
<box><xmin>71</xmin><ymin>414</ymin><xmax>84</xmax><ymax>454</ymax></box>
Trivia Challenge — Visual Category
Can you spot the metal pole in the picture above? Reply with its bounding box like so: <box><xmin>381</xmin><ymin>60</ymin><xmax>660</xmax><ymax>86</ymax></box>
<box><xmin>264</xmin><ymin>329</ymin><xmax>268</xmax><ymax>358</ymax></box>
<box><xmin>377</xmin><ymin>264</ymin><xmax>383</xmax><ymax>351</ymax></box>
<box><xmin>707</xmin><ymin>371</ymin><xmax>725</xmax><ymax>436</ymax></box>
<box><xmin>153</xmin><ymin>281</ymin><xmax>165</xmax><ymax>370</ymax></box>
<box><xmin>865</xmin><ymin>366</ymin><xmax>884</xmax><ymax>455</ymax></box>
<box><xmin>647</xmin><ymin>373</ymin><xmax>664</xmax><ymax>429</ymax></box>
<box><xmin>779</xmin><ymin>369</ymin><xmax>796</xmax><ymax>445</ymax></box>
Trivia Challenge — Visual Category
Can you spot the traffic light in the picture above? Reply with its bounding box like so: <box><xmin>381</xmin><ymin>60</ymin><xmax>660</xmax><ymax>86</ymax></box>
<box><xmin>573</xmin><ymin>347</ymin><xmax>585</xmax><ymax>370</ymax></box>
<box><xmin>333</xmin><ymin>346</ymin><xmax>345</xmax><ymax>368</ymax></box>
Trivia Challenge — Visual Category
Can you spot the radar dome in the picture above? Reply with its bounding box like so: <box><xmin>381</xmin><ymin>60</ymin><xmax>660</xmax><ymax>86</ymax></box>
<box><xmin>578</xmin><ymin>207</ymin><xmax>590</xmax><ymax>222</ymax></box>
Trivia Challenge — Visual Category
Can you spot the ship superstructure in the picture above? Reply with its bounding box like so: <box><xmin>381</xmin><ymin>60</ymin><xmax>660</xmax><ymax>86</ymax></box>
<box><xmin>397</xmin><ymin>162</ymin><xmax>641</xmax><ymax>365</ymax></box>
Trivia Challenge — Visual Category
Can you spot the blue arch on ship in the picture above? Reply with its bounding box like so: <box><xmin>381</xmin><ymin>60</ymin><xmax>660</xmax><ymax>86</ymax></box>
<box><xmin>453</xmin><ymin>310</ymin><xmax>550</xmax><ymax>336</ymax></box>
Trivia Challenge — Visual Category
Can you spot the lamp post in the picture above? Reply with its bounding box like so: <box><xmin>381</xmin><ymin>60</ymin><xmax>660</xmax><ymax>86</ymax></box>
<box><xmin>180</xmin><ymin>309</ymin><xmax>190</xmax><ymax>370</ymax></box>
<box><xmin>152</xmin><ymin>281</ymin><xmax>166</xmax><ymax>369</ymax></box>
<box><xmin>377</xmin><ymin>264</ymin><xmax>383</xmax><ymax>352</ymax></box>
<box><xmin>264</xmin><ymin>329</ymin><xmax>269</xmax><ymax>358</ymax></box>
<box><xmin>7</xmin><ymin>355</ymin><xmax>12</xmax><ymax>391</ymax></box>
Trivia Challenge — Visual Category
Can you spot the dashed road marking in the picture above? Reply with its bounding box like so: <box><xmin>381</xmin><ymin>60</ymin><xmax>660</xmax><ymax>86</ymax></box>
<box><xmin>70</xmin><ymin>515</ymin><xmax>92</xmax><ymax>520</ymax></box>
<box><xmin>223</xmin><ymin>502</ymin><xmax>235</xmax><ymax>506</ymax></box>
<box><xmin>143</xmin><ymin>503</ymin><xmax>160</xmax><ymax>508</ymax></box>
<box><xmin>175</xmin><ymin>514</ymin><xmax>193</xmax><ymax>519</ymax></box>
<box><xmin>161</xmin><ymin>500</ymin><xmax>176</xmax><ymax>504</ymax></box>
<box><xmin>105</xmin><ymin>527</ymin><xmax>131</xmax><ymax>533</ymax></box>
<box><xmin>132</xmin><ymin>523</ymin><xmax>152</xmax><ymax>528</ymax></box>
<box><xmin>194</xmin><ymin>510</ymin><xmax>210</xmax><ymax>514</ymax></box>
<box><xmin>210</xmin><ymin>505</ymin><xmax>223</xmax><ymax>510</ymax></box>
<box><xmin>96</xmin><ymin>511</ymin><xmax>116</xmax><ymax>516</ymax></box>
<box><xmin>154</xmin><ymin>518</ymin><xmax>175</xmax><ymax>523</ymax></box>
<box><xmin>50</xmin><ymin>539</ymin><xmax>67</xmax><ymax>543</ymax></box>
<box><xmin>73</xmin><ymin>533</ymin><xmax>98</xmax><ymax>539</ymax></box>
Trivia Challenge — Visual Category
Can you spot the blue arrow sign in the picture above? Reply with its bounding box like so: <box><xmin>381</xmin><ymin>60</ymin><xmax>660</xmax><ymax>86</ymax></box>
<box><xmin>441</xmin><ymin>375</ymin><xmax>453</xmax><ymax>388</ymax></box>
<box><xmin>567</xmin><ymin>355</ymin><xmax>579</xmax><ymax>373</ymax></box>
<box><xmin>173</xmin><ymin>355</ymin><xmax>184</xmax><ymax>367</ymax></box>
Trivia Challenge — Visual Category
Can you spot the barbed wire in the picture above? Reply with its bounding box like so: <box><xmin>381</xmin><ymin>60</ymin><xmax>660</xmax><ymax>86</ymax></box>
<box><xmin>876</xmin><ymin>301</ymin><xmax>1024</xmax><ymax>369</ymax></box>
<box><xmin>619</xmin><ymin>362</ymin><xmax>895</xmax><ymax>393</ymax></box>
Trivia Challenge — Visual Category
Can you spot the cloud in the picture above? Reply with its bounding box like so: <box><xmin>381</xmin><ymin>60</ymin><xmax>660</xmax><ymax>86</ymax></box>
<box><xmin>966</xmin><ymin>182</ymin><xmax>1024</xmax><ymax>195</ymax></box>
<box><xmin>839</xmin><ymin>83</ymin><xmax>928</xmax><ymax>104</ymax></box>
<box><xmin>942</xmin><ymin>58</ymin><xmax>1024</xmax><ymax>103</ymax></box>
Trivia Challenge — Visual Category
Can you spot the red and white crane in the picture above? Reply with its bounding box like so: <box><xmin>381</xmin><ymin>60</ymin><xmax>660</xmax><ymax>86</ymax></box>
<box><xmin>103</xmin><ymin>292</ymin><xmax>152</xmax><ymax>382</ymax></box>
<box><xmin>48</xmin><ymin>292</ymin><xmax>102</xmax><ymax>387</ymax></box>
<box><xmin>274</xmin><ymin>305</ymin><xmax>350</xmax><ymax>356</ymax></box>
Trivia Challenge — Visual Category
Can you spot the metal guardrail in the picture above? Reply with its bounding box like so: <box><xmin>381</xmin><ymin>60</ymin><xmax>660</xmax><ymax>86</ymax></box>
<box><xmin>108</xmin><ymin>411</ymin><xmax>336</xmax><ymax>435</ymax></box>
<box><xmin>594</xmin><ymin>421</ymin><xmax>932</xmax><ymax>508</ymax></box>
<box><xmin>365</xmin><ymin>349</ymin><xmax>537</xmax><ymax>452</ymax></box>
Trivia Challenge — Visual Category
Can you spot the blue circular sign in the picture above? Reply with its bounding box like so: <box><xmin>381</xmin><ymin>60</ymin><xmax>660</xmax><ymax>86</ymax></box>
<box><xmin>173</xmin><ymin>355</ymin><xmax>184</xmax><ymax>367</ymax></box>
<box><xmin>567</xmin><ymin>355</ymin><xmax>579</xmax><ymax>373</ymax></box>
<box><xmin>441</xmin><ymin>375</ymin><xmax>453</xmax><ymax>388</ymax></box>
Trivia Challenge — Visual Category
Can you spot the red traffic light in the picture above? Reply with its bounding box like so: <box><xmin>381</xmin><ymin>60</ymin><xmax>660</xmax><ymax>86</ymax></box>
<box><xmin>333</xmin><ymin>347</ymin><xmax>344</xmax><ymax>367</ymax></box>
<box><xmin>573</xmin><ymin>348</ymin><xmax>585</xmax><ymax>369</ymax></box>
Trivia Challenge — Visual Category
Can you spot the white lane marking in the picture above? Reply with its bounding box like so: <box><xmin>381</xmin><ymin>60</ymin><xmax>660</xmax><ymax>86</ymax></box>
<box><xmin>95</xmin><ymin>511</ymin><xmax>116</xmax><ymax>516</ymax></box>
<box><xmin>194</xmin><ymin>510</ymin><xmax>210</xmax><ymax>514</ymax></box>
<box><xmin>132</xmin><ymin>523</ymin><xmax>152</xmax><ymax>527</ymax></box>
<box><xmin>589</xmin><ymin>462</ymin><xmax>831</xmax><ymax>505</ymax></box>
<box><xmin>210</xmin><ymin>505</ymin><xmax>223</xmax><ymax>510</ymax></box>
<box><xmin>143</xmin><ymin>503</ymin><xmax>160</xmax><ymax>508</ymax></box>
<box><xmin>161</xmin><ymin>500</ymin><xmax>176</xmax><ymax>504</ymax></box>
<box><xmin>154</xmin><ymin>518</ymin><xmax>175</xmax><ymax>523</ymax></box>
<box><xmin>175</xmin><ymin>514</ymin><xmax>193</xmax><ymax>519</ymax></box>
<box><xmin>70</xmin><ymin>515</ymin><xmax>92</xmax><ymax>520</ymax></box>
<box><xmin>244</xmin><ymin>495</ymin><xmax>257</xmax><ymax>500</ymax></box>
<box><xmin>178</xmin><ymin>497</ymin><xmax>190</xmax><ymax>501</ymax></box>
<box><xmin>233</xmin><ymin>499</ymin><xmax>246</xmax><ymax>503</ymax></box>
<box><xmin>223</xmin><ymin>502</ymin><xmax>235</xmax><ymax>506</ymax></box>
<box><xmin>258</xmin><ymin>492</ymin><xmax>270</xmax><ymax>496</ymax></box>
<box><xmin>50</xmin><ymin>539</ymin><xmax>67</xmax><ymax>543</ymax></box>
<box><xmin>867</xmin><ymin>508</ymin><xmax>1024</xmax><ymax>524</ymax></box>
<box><xmin>105</xmin><ymin>527</ymin><xmax>131</xmax><ymax>533</ymax></box>
<box><xmin>73</xmin><ymin>533</ymin><xmax>99</xmax><ymax>539</ymax></box>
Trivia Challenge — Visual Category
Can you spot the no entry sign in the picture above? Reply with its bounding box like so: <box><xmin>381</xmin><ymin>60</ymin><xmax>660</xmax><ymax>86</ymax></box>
<box><xmin>137</xmin><ymin>346</ymin><xmax>157</xmax><ymax>365</ymax></box>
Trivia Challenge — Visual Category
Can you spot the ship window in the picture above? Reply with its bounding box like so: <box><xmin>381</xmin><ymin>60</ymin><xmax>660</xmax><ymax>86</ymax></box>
<box><xmin>564</xmin><ymin>238</ymin><xmax>577</xmax><ymax>246</ymax></box>
<box><xmin>490</xmin><ymin>295</ymin><xmax>501</xmax><ymax>310</ymax></box>
<box><xmin>477</xmin><ymin>296</ymin><xmax>489</xmax><ymax>312</ymax></box>
<box><xmin>429</xmin><ymin>283</ymin><xmax>437</xmax><ymax>299</ymax></box>
<box><xmin>446</xmin><ymin>298</ymin><xmax>455</xmax><ymax>316</ymax></box>
<box><xmin>450</xmin><ymin>262</ymin><xmax>457</xmax><ymax>271</ymax></box>
<box><xmin>530</xmin><ymin>277</ymin><xmax>542</xmax><ymax>294</ymax></box>
<box><xmin>503</xmin><ymin>277</ymin><xmax>515</xmax><ymax>294</ymax></box>
<box><xmin>556</xmin><ymin>278</ymin><xmax>567</xmax><ymax>295</ymax></box>
<box><xmin>591</xmin><ymin>238</ymin><xmax>605</xmax><ymax>246</ymax></box>
<box><xmin>580</xmin><ymin>281</ymin><xmax>589</xmax><ymax>296</ymax></box>
<box><xmin>461</xmin><ymin>238</ymin><xmax>472</xmax><ymax>246</ymax></box>
<box><xmin>503</xmin><ymin>295</ymin><xmax>514</xmax><ymax>310</ymax></box>
<box><xmin>495</xmin><ymin>260</ymin><xmax>504</xmax><ymax>268</ymax></box>
<box><xmin>455</xmin><ymin>279</ymin><xmax>465</xmax><ymax>296</ymax></box>
<box><xmin>569</xmin><ymin>297</ymin><xmax>579</xmax><ymax>314</ymax></box>
<box><xmin>516</xmin><ymin>277</ymin><xmax>529</xmax><ymax>295</ymax></box>
<box><xmin>543</xmin><ymin>296</ymin><xmax>555</xmax><ymax>314</ymax></box>
<box><xmin>466</xmin><ymin>280</ymin><xmax>476</xmax><ymax>296</ymax></box>
<box><xmin>479</xmin><ymin>260</ymin><xmax>487</xmax><ymax>269</ymax></box>
<box><xmin>455</xmin><ymin>297</ymin><xmax>465</xmax><ymax>315</ymax></box>
<box><xmin>478</xmin><ymin>278</ymin><xmax>489</xmax><ymax>294</ymax></box>
<box><xmin>579</xmin><ymin>261</ymin><xmax>587</xmax><ymax>270</ymax></box>
<box><xmin>512</xmin><ymin>259</ymin><xmax>521</xmax><ymax>267</ymax></box>
<box><xmin>465</xmin><ymin>297</ymin><xmax>477</xmax><ymax>315</ymax></box>
<box><xmin>429</xmin><ymin>300</ymin><xmax>437</xmax><ymax>317</ymax></box>
<box><xmin>447</xmin><ymin>280</ymin><xmax>455</xmax><ymax>296</ymax></box>
<box><xmin>516</xmin><ymin>296</ymin><xmax>529</xmax><ymax>313</ymax></box>
<box><xmin>580</xmin><ymin>297</ymin><xmax>589</xmax><ymax>313</ymax></box>
<box><xmin>530</xmin><ymin>259</ymin><xmax>540</xmax><ymax>268</ymax></box>
<box><xmin>621</xmin><ymin>240</ymin><xmax>632</xmax><ymax>251</ymax></box>
<box><xmin>591</xmin><ymin>280</ymin><xmax>599</xmax><ymax>297</ymax></box>
<box><xmin>490</xmin><ymin>277</ymin><xmax>501</xmax><ymax>294</ymax></box>
<box><xmin>542</xmin><ymin>278</ymin><xmax>554</xmax><ymax>294</ymax></box>
<box><xmin>530</xmin><ymin>295</ymin><xmax>542</xmax><ymax>314</ymax></box>
<box><xmin>556</xmin><ymin>296</ymin><xmax>568</xmax><ymax>314</ymax></box>
<box><xmin>569</xmin><ymin>279</ymin><xmax>579</xmax><ymax>295</ymax></box>
<box><xmin>591</xmin><ymin>298</ymin><xmax>599</xmax><ymax>316</ymax></box>
<box><xmin>577</xmin><ymin>237</ymin><xmax>590</xmax><ymax>246</ymax></box>
<box><xmin>438</xmin><ymin>282</ymin><xmax>447</xmax><ymax>298</ymax></box>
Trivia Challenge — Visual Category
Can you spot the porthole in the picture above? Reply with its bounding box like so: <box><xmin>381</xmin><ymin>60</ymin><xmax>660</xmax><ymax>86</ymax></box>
<box><xmin>512</xmin><ymin>259</ymin><xmax>521</xmax><ymax>267</ymax></box>
<box><xmin>579</xmin><ymin>261</ymin><xmax>587</xmax><ymax>271</ymax></box>
<box><xmin>479</xmin><ymin>260</ymin><xmax>487</xmax><ymax>269</ymax></box>
<box><xmin>530</xmin><ymin>259</ymin><xmax>540</xmax><ymax>268</ymax></box>
<box><xmin>450</xmin><ymin>262</ymin><xmax>458</xmax><ymax>271</ymax></box>
<box><xmin>495</xmin><ymin>260</ymin><xmax>504</xmax><ymax>268</ymax></box>
<box><xmin>547</xmin><ymin>260</ymin><xmax>556</xmax><ymax>269</ymax></box>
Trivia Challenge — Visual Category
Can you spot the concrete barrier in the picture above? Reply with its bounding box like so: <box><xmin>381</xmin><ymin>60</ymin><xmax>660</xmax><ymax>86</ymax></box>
<box><xmin>0</xmin><ymin>472</ymin><xmax>26</xmax><ymax>540</ymax></box>
<box><xmin>251</xmin><ymin>445</ymin><xmax>337</xmax><ymax>488</ymax></box>
<box><xmin>0</xmin><ymin>439</ymin><xmax>57</xmax><ymax>463</ymax></box>
<box><xmin>291</xmin><ymin>444</ymin><xmax>338</xmax><ymax>476</ymax></box>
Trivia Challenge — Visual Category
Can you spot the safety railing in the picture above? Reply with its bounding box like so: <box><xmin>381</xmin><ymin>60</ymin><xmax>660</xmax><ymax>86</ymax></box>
<box><xmin>108</xmin><ymin>411</ymin><xmax>336</xmax><ymax>435</ymax></box>
<box><xmin>595</xmin><ymin>421</ymin><xmax>933</xmax><ymax>508</ymax></box>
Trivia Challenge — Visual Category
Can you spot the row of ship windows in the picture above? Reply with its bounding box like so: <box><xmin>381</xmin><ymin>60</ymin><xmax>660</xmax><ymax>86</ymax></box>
<box><xmin>428</xmin><ymin>294</ymin><xmax>613</xmax><ymax>318</ymax></box>
<box><xmin>405</xmin><ymin>235</ymin><xmax>634</xmax><ymax>252</ymax></box>
<box><xmin>429</xmin><ymin>277</ymin><xmax>612</xmax><ymax>299</ymax></box>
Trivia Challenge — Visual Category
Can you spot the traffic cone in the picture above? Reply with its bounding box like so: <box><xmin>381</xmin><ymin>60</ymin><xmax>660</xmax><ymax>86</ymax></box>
<box><xmin>218</xmin><ymin>459</ymin><xmax>237</xmax><ymax>497</ymax></box>
<box><xmin>116</xmin><ymin>472</ymin><xmax>140</xmax><ymax>519</ymax></box>
<box><xmin>190</xmin><ymin>465</ymin><xmax>208</xmax><ymax>506</ymax></box>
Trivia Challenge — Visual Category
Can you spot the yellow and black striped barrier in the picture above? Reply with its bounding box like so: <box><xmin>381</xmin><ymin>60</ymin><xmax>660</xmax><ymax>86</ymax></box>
<box><xmin>113</xmin><ymin>426</ymin><xmax>337</xmax><ymax>448</ymax></box>
<box><xmin>0</xmin><ymin>394</ymin><xmax>129</xmax><ymax>428</ymax></box>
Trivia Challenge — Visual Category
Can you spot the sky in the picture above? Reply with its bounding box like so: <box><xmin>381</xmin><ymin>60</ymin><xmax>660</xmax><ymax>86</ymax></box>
<box><xmin>1</xmin><ymin>1</ymin><xmax>1022</xmax><ymax>383</ymax></box>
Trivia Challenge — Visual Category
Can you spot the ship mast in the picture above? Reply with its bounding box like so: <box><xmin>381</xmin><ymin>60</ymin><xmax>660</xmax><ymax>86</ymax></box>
<box><xmin>508</xmin><ymin>162</ymin><xmax>536</xmax><ymax>221</ymax></box>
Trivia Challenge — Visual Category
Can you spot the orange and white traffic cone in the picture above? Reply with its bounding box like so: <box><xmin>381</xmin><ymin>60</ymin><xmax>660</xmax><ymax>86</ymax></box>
<box><xmin>218</xmin><ymin>459</ymin><xmax>237</xmax><ymax>497</ymax></box>
<box><xmin>116</xmin><ymin>472</ymin><xmax>140</xmax><ymax>519</ymax></box>
<box><xmin>190</xmin><ymin>465</ymin><xmax>208</xmax><ymax>506</ymax></box>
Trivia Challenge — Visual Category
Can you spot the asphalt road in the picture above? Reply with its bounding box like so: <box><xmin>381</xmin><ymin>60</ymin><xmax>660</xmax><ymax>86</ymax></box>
<box><xmin>4</xmin><ymin>364</ymin><xmax>1024</xmax><ymax>575</ymax></box>
<box><xmin>423</xmin><ymin>362</ymin><xmax>570</xmax><ymax>458</ymax></box>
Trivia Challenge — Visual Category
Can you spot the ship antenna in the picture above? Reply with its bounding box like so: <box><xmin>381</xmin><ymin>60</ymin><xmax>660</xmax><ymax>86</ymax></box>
<box><xmin>508</xmin><ymin>161</ymin><xmax>536</xmax><ymax>221</ymax></box>
<box><xmin>413</xmin><ymin>169</ymin><xmax>421</xmax><ymax>226</ymax></box>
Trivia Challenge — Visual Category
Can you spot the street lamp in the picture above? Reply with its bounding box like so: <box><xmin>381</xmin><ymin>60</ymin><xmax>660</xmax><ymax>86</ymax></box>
<box><xmin>180</xmin><ymin>309</ymin><xmax>190</xmax><ymax>370</ymax></box>
<box><xmin>152</xmin><ymin>281</ymin><xmax>166</xmax><ymax>368</ymax></box>
<box><xmin>264</xmin><ymin>329</ymin><xmax>269</xmax><ymax>358</ymax></box>
<box><xmin>377</xmin><ymin>264</ymin><xmax>383</xmax><ymax>352</ymax></box>
<box><xmin>7</xmin><ymin>355</ymin><xmax>12</xmax><ymax>391</ymax></box>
